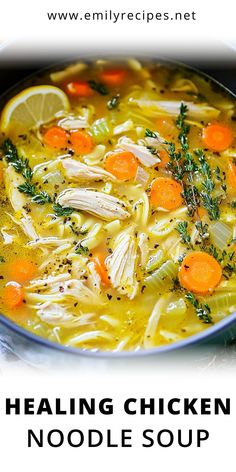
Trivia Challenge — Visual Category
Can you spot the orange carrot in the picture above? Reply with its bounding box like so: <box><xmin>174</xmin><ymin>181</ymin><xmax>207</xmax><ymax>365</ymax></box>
<box><xmin>70</xmin><ymin>130</ymin><xmax>94</xmax><ymax>155</ymax></box>
<box><xmin>105</xmin><ymin>151</ymin><xmax>138</xmax><ymax>180</ymax></box>
<box><xmin>228</xmin><ymin>160</ymin><xmax>236</xmax><ymax>189</ymax></box>
<box><xmin>66</xmin><ymin>81</ymin><xmax>94</xmax><ymax>97</ymax></box>
<box><xmin>157</xmin><ymin>149</ymin><xmax>170</xmax><ymax>168</ymax></box>
<box><xmin>179</xmin><ymin>251</ymin><xmax>222</xmax><ymax>294</ymax></box>
<box><xmin>150</xmin><ymin>177</ymin><xmax>183</xmax><ymax>210</ymax></box>
<box><xmin>202</xmin><ymin>123</ymin><xmax>233</xmax><ymax>152</ymax></box>
<box><xmin>100</xmin><ymin>68</ymin><xmax>127</xmax><ymax>86</ymax></box>
<box><xmin>7</xmin><ymin>259</ymin><xmax>36</xmax><ymax>284</ymax></box>
<box><xmin>3</xmin><ymin>283</ymin><xmax>24</xmax><ymax>309</ymax></box>
<box><xmin>43</xmin><ymin>126</ymin><xmax>68</xmax><ymax>149</ymax></box>
<box><xmin>91</xmin><ymin>253</ymin><xmax>110</xmax><ymax>286</ymax></box>
<box><xmin>197</xmin><ymin>207</ymin><xmax>208</xmax><ymax>219</ymax></box>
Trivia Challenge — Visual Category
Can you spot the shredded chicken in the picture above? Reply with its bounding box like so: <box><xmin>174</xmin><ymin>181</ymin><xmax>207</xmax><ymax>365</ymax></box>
<box><xmin>36</xmin><ymin>302</ymin><xmax>94</xmax><ymax>328</ymax></box>
<box><xmin>118</xmin><ymin>137</ymin><xmax>160</xmax><ymax>167</ymax></box>
<box><xmin>134</xmin><ymin>166</ymin><xmax>149</xmax><ymax>186</ymax></box>
<box><xmin>1</xmin><ymin>227</ymin><xmax>14</xmax><ymax>244</ymax></box>
<box><xmin>87</xmin><ymin>261</ymin><xmax>101</xmax><ymax>292</ymax></box>
<box><xmin>58</xmin><ymin>116</ymin><xmax>89</xmax><ymax>130</ymax></box>
<box><xmin>7</xmin><ymin>210</ymin><xmax>39</xmax><ymax>240</ymax></box>
<box><xmin>56</xmin><ymin>188</ymin><xmax>130</xmax><ymax>221</ymax></box>
<box><xmin>106</xmin><ymin>229</ymin><xmax>139</xmax><ymax>299</ymax></box>
<box><xmin>26</xmin><ymin>273</ymin><xmax>71</xmax><ymax>290</ymax></box>
<box><xmin>61</xmin><ymin>158</ymin><xmax>117</xmax><ymax>182</ymax></box>
<box><xmin>128</xmin><ymin>99</ymin><xmax>220</xmax><ymax>120</ymax></box>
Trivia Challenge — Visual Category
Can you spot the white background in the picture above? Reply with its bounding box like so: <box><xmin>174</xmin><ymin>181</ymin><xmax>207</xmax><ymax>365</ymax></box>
<box><xmin>0</xmin><ymin>0</ymin><xmax>235</xmax><ymax>59</ymax></box>
<box><xmin>0</xmin><ymin>0</ymin><xmax>236</xmax><ymax>470</ymax></box>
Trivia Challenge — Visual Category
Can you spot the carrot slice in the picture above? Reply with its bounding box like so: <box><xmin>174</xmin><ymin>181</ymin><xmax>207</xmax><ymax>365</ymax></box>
<box><xmin>157</xmin><ymin>149</ymin><xmax>170</xmax><ymax>169</ymax></box>
<box><xmin>179</xmin><ymin>251</ymin><xmax>222</xmax><ymax>294</ymax></box>
<box><xmin>43</xmin><ymin>126</ymin><xmax>68</xmax><ymax>149</ymax></box>
<box><xmin>91</xmin><ymin>253</ymin><xmax>110</xmax><ymax>286</ymax></box>
<box><xmin>3</xmin><ymin>283</ymin><xmax>24</xmax><ymax>309</ymax></box>
<box><xmin>7</xmin><ymin>259</ymin><xmax>36</xmax><ymax>284</ymax></box>
<box><xmin>70</xmin><ymin>130</ymin><xmax>94</xmax><ymax>155</ymax></box>
<box><xmin>202</xmin><ymin>123</ymin><xmax>233</xmax><ymax>152</ymax></box>
<box><xmin>150</xmin><ymin>177</ymin><xmax>183</xmax><ymax>210</ymax></box>
<box><xmin>100</xmin><ymin>68</ymin><xmax>127</xmax><ymax>86</ymax></box>
<box><xmin>105</xmin><ymin>151</ymin><xmax>138</xmax><ymax>180</ymax></box>
<box><xmin>66</xmin><ymin>81</ymin><xmax>94</xmax><ymax>97</ymax></box>
<box><xmin>228</xmin><ymin>160</ymin><xmax>236</xmax><ymax>189</ymax></box>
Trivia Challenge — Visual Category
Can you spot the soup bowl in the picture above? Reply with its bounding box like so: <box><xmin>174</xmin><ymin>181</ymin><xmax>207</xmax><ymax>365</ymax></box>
<box><xmin>0</xmin><ymin>56</ymin><xmax>236</xmax><ymax>359</ymax></box>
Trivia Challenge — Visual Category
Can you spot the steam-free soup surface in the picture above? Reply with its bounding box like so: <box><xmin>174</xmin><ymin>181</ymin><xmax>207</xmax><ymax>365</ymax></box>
<box><xmin>0</xmin><ymin>59</ymin><xmax>236</xmax><ymax>351</ymax></box>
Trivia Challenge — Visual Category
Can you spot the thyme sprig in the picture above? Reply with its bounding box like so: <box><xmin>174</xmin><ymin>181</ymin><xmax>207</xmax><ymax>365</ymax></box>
<box><xmin>145</xmin><ymin>128</ymin><xmax>158</xmax><ymax>139</ymax></box>
<box><xmin>2</xmin><ymin>139</ymin><xmax>51</xmax><ymax>206</ymax></box>
<box><xmin>31</xmin><ymin>191</ymin><xmax>52</xmax><ymax>205</ymax></box>
<box><xmin>185</xmin><ymin>292</ymin><xmax>213</xmax><ymax>324</ymax></box>
<box><xmin>2</xmin><ymin>139</ymin><xmax>33</xmax><ymax>180</ymax></box>
<box><xmin>17</xmin><ymin>181</ymin><xmax>36</xmax><ymax>197</ymax></box>
<box><xmin>74</xmin><ymin>243</ymin><xmax>89</xmax><ymax>255</ymax></box>
<box><xmin>195</xmin><ymin>221</ymin><xmax>209</xmax><ymax>248</ymax></box>
<box><xmin>176</xmin><ymin>221</ymin><xmax>192</xmax><ymax>248</ymax></box>
<box><xmin>195</xmin><ymin>149</ymin><xmax>220</xmax><ymax>220</ymax></box>
<box><xmin>53</xmin><ymin>204</ymin><xmax>74</xmax><ymax>217</ymax></box>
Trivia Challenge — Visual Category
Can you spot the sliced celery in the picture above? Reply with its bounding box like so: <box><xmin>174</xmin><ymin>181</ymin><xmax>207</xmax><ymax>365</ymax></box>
<box><xmin>90</xmin><ymin>118</ymin><xmax>112</xmax><ymax>143</ymax></box>
<box><xmin>144</xmin><ymin>260</ymin><xmax>178</xmax><ymax>291</ymax></box>
<box><xmin>205</xmin><ymin>292</ymin><xmax>236</xmax><ymax>311</ymax></box>
<box><xmin>209</xmin><ymin>221</ymin><xmax>232</xmax><ymax>250</ymax></box>
<box><xmin>146</xmin><ymin>249</ymin><xmax>164</xmax><ymax>273</ymax></box>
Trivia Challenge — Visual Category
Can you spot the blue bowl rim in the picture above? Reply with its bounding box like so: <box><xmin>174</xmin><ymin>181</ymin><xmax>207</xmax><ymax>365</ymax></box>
<box><xmin>0</xmin><ymin>54</ymin><xmax>236</xmax><ymax>358</ymax></box>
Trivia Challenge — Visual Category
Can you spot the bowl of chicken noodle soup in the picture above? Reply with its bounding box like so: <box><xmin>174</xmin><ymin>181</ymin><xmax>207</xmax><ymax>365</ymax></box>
<box><xmin>0</xmin><ymin>57</ymin><xmax>236</xmax><ymax>356</ymax></box>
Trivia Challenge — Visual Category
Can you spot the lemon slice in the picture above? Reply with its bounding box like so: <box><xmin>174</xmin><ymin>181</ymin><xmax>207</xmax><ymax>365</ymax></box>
<box><xmin>0</xmin><ymin>85</ymin><xmax>70</xmax><ymax>133</ymax></box>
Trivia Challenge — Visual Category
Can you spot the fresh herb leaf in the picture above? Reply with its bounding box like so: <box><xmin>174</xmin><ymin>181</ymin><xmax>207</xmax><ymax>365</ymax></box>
<box><xmin>75</xmin><ymin>243</ymin><xmax>89</xmax><ymax>255</ymax></box>
<box><xmin>70</xmin><ymin>225</ymin><xmax>88</xmax><ymax>236</ymax></box>
<box><xmin>2</xmin><ymin>139</ymin><xmax>33</xmax><ymax>180</ymax></box>
<box><xmin>182</xmin><ymin>184</ymin><xmax>200</xmax><ymax>217</ymax></box>
<box><xmin>0</xmin><ymin>256</ymin><xmax>5</xmax><ymax>263</ymax></box>
<box><xmin>31</xmin><ymin>191</ymin><xmax>52</xmax><ymax>205</ymax></box>
<box><xmin>231</xmin><ymin>201</ymin><xmax>236</xmax><ymax>208</ymax></box>
<box><xmin>176</xmin><ymin>221</ymin><xmax>192</xmax><ymax>248</ymax></box>
<box><xmin>195</xmin><ymin>221</ymin><xmax>209</xmax><ymax>242</ymax></box>
<box><xmin>185</xmin><ymin>292</ymin><xmax>213</xmax><ymax>324</ymax></box>
<box><xmin>53</xmin><ymin>204</ymin><xmax>74</xmax><ymax>217</ymax></box>
<box><xmin>206</xmin><ymin>244</ymin><xmax>222</xmax><ymax>262</ymax></box>
<box><xmin>88</xmin><ymin>80</ymin><xmax>109</xmax><ymax>96</ymax></box>
<box><xmin>176</xmin><ymin>103</ymin><xmax>188</xmax><ymax>131</ymax></box>
<box><xmin>145</xmin><ymin>128</ymin><xmax>158</xmax><ymax>138</ymax></box>
<box><xmin>201</xmin><ymin>193</ymin><xmax>220</xmax><ymax>220</ymax></box>
<box><xmin>223</xmin><ymin>262</ymin><xmax>236</xmax><ymax>278</ymax></box>
<box><xmin>195</xmin><ymin>149</ymin><xmax>220</xmax><ymax>220</ymax></box>
<box><xmin>107</xmin><ymin>95</ymin><xmax>120</xmax><ymax>110</ymax></box>
<box><xmin>18</xmin><ymin>182</ymin><xmax>36</xmax><ymax>197</ymax></box>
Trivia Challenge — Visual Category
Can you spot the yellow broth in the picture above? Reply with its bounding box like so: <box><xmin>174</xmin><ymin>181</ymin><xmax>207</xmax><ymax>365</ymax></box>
<box><xmin>0</xmin><ymin>59</ymin><xmax>236</xmax><ymax>351</ymax></box>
